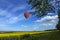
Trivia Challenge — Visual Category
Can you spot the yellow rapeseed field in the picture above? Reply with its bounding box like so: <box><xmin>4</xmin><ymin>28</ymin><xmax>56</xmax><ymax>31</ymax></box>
<box><xmin>0</xmin><ymin>30</ymin><xmax>58</xmax><ymax>37</ymax></box>
<box><xmin>0</xmin><ymin>32</ymin><xmax>41</xmax><ymax>37</ymax></box>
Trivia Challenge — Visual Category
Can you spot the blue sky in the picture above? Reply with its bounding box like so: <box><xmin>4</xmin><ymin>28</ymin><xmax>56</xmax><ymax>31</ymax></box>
<box><xmin>0</xmin><ymin>0</ymin><xmax>58</xmax><ymax>31</ymax></box>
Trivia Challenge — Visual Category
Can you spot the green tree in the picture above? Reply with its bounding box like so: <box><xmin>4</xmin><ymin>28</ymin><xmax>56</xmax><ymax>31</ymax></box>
<box><xmin>56</xmin><ymin>9</ymin><xmax>60</xmax><ymax>30</ymax></box>
<box><xmin>28</xmin><ymin>0</ymin><xmax>60</xmax><ymax>31</ymax></box>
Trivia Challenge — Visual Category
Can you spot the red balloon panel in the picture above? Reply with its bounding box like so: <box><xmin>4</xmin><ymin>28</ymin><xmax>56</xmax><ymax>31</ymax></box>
<box><xmin>24</xmin><ymin>12</ymin><xmax>30</xmax><ymax>19</ymax></box>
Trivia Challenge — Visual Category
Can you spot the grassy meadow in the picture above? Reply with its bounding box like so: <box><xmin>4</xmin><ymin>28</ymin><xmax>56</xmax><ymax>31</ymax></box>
<box><xmin>0</xmin><ymin>30</ymin><xmax>60</xmax><ymax>40</ymax></box>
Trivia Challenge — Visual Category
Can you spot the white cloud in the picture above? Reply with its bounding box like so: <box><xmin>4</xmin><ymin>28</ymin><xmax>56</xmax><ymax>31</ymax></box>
<box><xmin>0</xmin><ymin>10</ymin><xmax>8</xmax><ymax>16</ymax></box>
<box><xmin>39</xmin><ymin>23</ymin><xmax>53</xmax><ymax>27</ymax></box>
<box><xmin>0</xmin><ymin>9</ymin><xmax>25</xmax><ymax>24</ymax></box>
<box><xmin>11</xmin><ymin>5</ymin><xmax>26</xmax><ymax>13</ymax></box>
<box><xmin>7</xmin><ymin>17</ymin><xmax>18</xmax><ymax>24</ymax></box>
<box><xmin>48</xmin><ymin>23</ymin><xmax>53</xmax><ymax>26</ymax></box>
<box><xmin>0</xmin><ymin>9</ymin><xmax>12</xmax><ymax>18</ymax></box>
<box><xmin>6</xmin><ymin>14</ymin><xmax>25</xmax><ymax>24</ymax></box>
<box><xmin>33</xmin><ymin>15</ymin><xmax>58</xmax><ymax>30</ymax></box>
<box><xmin>0</xmin><ymin>4</ymin><xmax>27</xmax><ymax>31</ymax></box>
<box><xmin>42</xmin><ymin>24</ymin><xmax>47</xmax><ymax>26</ymax></box>
<box><xmin>48</xmin><ymin>13</ymin><xmax>53</xmax><ymax>15</ymax></box>
<box><xmin>35</xmin><ymin>15</ymin><xmax>58</xmax><ymax>22</ymax></box>
<box><xmin>28</xmin><ymin>9</ymin><xmax>35</xmax><ymax>12</ymax></box>
<box><xmin>33</xmin><ymin>27</ymin><xmax>39</xmax><ymax>30</ymax></box>
<box><xmin>21</xmin><ymin>25</ymin><xmax>28</xmax><ymax>28</ymax></box>
<box><xmin>0</xmin><ymin>2</ymin><xmax>35</xmax><ymax>25</ymax></box>
<box><xmin>32</xmin><ymin>22</ymin><xmax>56</xmax><ymax>31</ymax></box>
<box><xmin>50</xmin><ymin>20</ymin><xmax>55</xmax><ymax>22</ymax></box>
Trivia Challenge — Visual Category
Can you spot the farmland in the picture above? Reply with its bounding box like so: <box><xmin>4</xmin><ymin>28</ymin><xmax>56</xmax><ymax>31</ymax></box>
<box><xmin>0</xmin><ymin>30</ymin><xmax>60</xmax><ymax>40</ymax></box>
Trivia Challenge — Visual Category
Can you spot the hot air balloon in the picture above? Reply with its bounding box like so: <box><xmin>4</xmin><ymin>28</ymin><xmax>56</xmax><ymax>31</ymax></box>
<box><xmin>24</xmin><ymin>12</ymin><xmax>30</xmax><ymax>19</ymax></box>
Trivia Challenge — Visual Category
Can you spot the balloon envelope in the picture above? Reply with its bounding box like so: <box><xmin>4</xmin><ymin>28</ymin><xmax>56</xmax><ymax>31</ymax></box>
<box><xmin>24</xmin><ymin>12</ymin><xmax>30</xmax><ymax>19</ymax></box>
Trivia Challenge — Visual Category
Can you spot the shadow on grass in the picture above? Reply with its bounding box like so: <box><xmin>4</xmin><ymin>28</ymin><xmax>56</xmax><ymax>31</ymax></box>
<box><xmin>20</xmin><ymin>31</ymin><xmax>60</xmax><ymax>40</ymax></box>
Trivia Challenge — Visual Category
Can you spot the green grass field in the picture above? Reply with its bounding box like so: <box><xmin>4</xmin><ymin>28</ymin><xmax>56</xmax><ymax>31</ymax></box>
<box><xmin>0</xmin><ymin>30</ymin><xmax>60</xmax><ymax>40</ymax></box>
